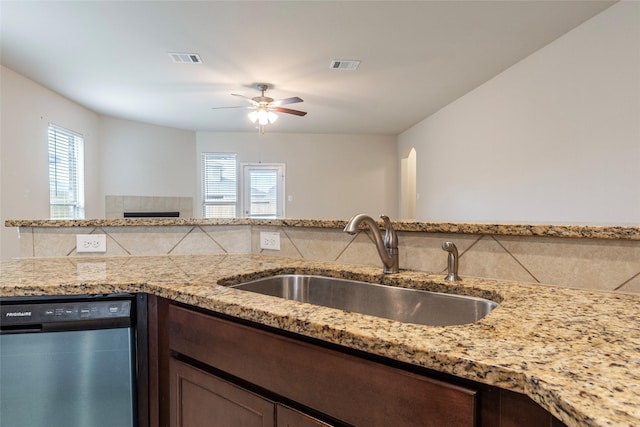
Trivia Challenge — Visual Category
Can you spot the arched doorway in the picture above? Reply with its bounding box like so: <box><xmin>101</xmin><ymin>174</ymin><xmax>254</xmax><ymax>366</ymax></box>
<box><xmin>400</xmin><ymin>147</ymin><xmax>416</xmax><ymax>220</ymax></box>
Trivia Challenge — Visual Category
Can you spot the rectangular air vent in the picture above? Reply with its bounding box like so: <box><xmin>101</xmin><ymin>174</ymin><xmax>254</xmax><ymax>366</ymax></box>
<box><xmin>169</xmin><ymin>52</ymin><xmax>202</xmax><ymax>64</ymax></box>
<box><xmin>330</xmin><ymin>59</ymin><xmax>360</xmax><ymax>70</ymax></box>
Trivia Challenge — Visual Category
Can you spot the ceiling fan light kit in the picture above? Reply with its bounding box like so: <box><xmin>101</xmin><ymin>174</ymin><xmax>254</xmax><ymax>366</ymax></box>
<box><xmin>248</xmin><ymin>109</ymin><xmax>278</xmax><ymax>125</ymax></box>
<box><xmin>213</xmin><ymin>83</ymin><xmax>306</xmax><ymax>134</ymax></box>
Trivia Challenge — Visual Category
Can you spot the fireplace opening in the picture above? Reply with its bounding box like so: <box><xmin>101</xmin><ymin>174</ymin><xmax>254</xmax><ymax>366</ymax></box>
<box><xmin>124</xmin><ymin>211</ymin><xmax>180</xmax><ymax>218</ymax></box>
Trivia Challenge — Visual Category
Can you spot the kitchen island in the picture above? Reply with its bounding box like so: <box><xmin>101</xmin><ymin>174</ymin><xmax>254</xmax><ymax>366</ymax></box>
<box><xmin>1</xmin><ymin>253</ymin><xmax>638</xmax><ymax>426</ymax></box>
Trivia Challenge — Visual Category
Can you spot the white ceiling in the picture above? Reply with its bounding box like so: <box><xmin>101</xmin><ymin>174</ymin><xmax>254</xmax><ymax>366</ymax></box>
<box><xmin>1</xmin><ymin>0</ymin><xmax>615</xmax><ymax>135</ymax></box>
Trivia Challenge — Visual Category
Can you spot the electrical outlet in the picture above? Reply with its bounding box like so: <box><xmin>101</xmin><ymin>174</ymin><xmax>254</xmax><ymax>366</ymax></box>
<box><xmin>76</xmin><ymin>234</ymin><xmax>107</xmax><ymax>253</ymax></box>
<box><xmin>260</xmin><ymin>232</ymin><xmax>281</xmax><ymax>250</ymax></box>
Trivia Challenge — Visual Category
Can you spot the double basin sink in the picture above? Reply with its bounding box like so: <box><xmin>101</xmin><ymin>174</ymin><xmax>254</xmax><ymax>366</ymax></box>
<box><xmin>231</xmin><ymin>274</ymin><xmax>498</xmax><ymax>326</ymax></box>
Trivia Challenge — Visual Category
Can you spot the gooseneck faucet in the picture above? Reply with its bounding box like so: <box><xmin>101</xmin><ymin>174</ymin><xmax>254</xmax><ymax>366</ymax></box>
<box><xmin>344</xmin><ymin>214</ymin><xmax>399</xmax><ymax>274</ymax></box>
<box><xmin>441</xmin><ymin>241</ymin><xmax>461</xmax><ymax>281</ymax></box>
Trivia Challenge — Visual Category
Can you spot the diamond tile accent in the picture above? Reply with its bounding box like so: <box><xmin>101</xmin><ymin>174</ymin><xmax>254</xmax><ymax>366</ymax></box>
<box><xmin>460</xmin><ymin>236</ymin><xmax>537</xmax><ymax>283</ymax></box>
<box><xmin>496</xmin><ymin>236</ymin><xmax>640</xmax><ymax>291</ymax></box>
<box><xmin>103</xmin><ymin>226</ymin><xmax>194</xmax><ymax>255</ymax></box>
<box><xmin>170</xmin><ymin>227</ymin><xmax>226</xmax><ymax>255</ymax></box>
<box><xmin>284</xmin><ymin>228</ymin><xmax>353</xmax><ymax>261</ymax></box>
<box><xmin>336</xmin><ymin>232</ymin><xmax>384</xmax><ymax>268</ymax></box>
<box><xmin>201</xmin><ymin>226</ymin><xmax>251</xmax><ymax>254</ymax></box>
<box><xmin>617</xmin><ymin>273</ymin><xmax>640</xmax><ymax>293</ymax></box>
<box><xmin>33</xmin><ymin>227</ymin><xmax>93</xmax><ymax>257</ymax></box>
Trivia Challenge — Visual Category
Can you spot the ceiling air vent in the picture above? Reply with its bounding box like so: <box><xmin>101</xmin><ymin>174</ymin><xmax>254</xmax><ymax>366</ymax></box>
<box><xmin>330</xmin><ymin>59</ymin><xmax>360</xmax><ymax>71</ymax></box>
<box><xmin>169</xmin><ymin>52</ymin><xmax>202</xmax><ymax>64</ymax></box>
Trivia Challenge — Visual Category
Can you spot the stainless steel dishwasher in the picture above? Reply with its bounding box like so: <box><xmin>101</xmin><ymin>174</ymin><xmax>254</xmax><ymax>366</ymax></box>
<box><xmin>0</xmin><ymin>294</ymin><xmax>147</xmax><ymax>427</ymax></box>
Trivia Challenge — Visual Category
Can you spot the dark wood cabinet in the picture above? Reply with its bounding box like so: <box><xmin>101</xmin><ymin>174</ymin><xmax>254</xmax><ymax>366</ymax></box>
<box><xmin>168</xmin><ymin>303</ymin><xmax>476</xmax><ymax>426</ymax></box>
<box><xmin>148</xmin><ymin>296</ymin><xmax>568</xmax><ymax>427</ymax></box>
<box><xmin>276</xmin><ymin>405</ymin><xmax>333</xmax><ymax>427</ymax></box>
<box><xmin>169</xmin><ymin>357</ymin><xmax>334</xmax><ymax>427</ymax></box>
<box><xmin>170</xmin><ymin>358</ymin><xmax>275</xmax><ymax>427</ymax></box>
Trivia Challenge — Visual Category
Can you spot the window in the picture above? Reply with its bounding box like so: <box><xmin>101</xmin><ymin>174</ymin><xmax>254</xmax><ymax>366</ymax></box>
<box><xmin>201</xmin><ymin>155</ymin><xmax>285</xmax><ymax>219</ymax></box>
<box><xmin>241</xmin><ymin>163</ymin><xmax>285</xmax><ymax>219</ymax></box>
<box><xmin>48</xmin><ymin>124</ymin><xmax>84</xmax><ymax>219</ymax></box>
<box><xmin>202</xmin><ymin>153</ymin><xmax>237</xmax><ymax>218</ymax></box>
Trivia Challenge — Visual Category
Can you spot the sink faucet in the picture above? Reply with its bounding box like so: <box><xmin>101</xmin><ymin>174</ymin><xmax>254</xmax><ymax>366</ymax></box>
<box><xmin>344</xmin><ymin>214</ymin><xmax>399</xmax><ymax>274</ymax></box>
<box><xmin>441</xmin><ymin>241</ymin><xmax>461</xmax><ymax>281</ymax></box>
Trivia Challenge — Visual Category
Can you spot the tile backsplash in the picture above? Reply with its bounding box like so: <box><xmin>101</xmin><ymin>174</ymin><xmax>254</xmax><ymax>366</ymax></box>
<box><xmin>15</xmin><ymin>223</ymin><xmax>640</xmax><ymax>294</ymax></box>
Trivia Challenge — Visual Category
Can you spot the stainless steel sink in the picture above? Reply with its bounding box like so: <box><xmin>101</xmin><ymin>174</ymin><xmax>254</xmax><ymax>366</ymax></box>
<box><xmin>231</xmin><ymin>274</ymin><xmax>498</xmax><ymax>326</ymax></box>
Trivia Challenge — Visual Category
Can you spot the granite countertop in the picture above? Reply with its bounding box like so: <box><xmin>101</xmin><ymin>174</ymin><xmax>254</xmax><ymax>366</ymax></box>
<box><xmin>5</xmin><ymin>218</ymin><xmax>640</xmax><ymax>240</ymax></box>
<box><xmin>1</xmin><ymin>253</ymin><xmax>639</xmax><ymax>427</ymax></box>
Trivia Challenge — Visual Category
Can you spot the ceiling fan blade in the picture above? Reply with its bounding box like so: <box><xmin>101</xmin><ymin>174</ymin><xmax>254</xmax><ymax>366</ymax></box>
<box><xmin>231</xmin><ymin>93</ymin><xmax>259</xmax><ymax>106</ymax></box>
<box><xmin>211</xmin><ymin>105</ymin><xmax>253</xmax><ymax>110</ymax></box>
<box><xmin>271</xmin><ymin>96</ymin><xmax>303</xmax><ymax>107</ymax></box>
<box><xmin>272</xmin><ymin>106</ymin><xmax>307</xmax><ymax>116</ymax></box>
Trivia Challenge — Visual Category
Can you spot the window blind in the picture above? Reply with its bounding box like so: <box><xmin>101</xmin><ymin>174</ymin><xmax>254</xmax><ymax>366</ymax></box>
<box><xmin>202</xmin><ymin>153</ymin><xmax>237</xmax><ymax>218</ymax></box>
<box><xmin>246</xmin><ymin>168</ymin><xmax>278</xmax><ymax>218</ymax></box>
<box><xmin>48</xmin><ymin>124</ymin><xmax>85</xmax><ymax>219</ymax></box>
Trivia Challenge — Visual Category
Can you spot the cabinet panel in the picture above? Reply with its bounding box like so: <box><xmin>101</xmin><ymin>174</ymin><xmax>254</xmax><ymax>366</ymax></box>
<box><xmin>169</xmin><ymin>304</ymin><xmax>476</xmax><ymax>427</ymax></box>
<box><xmin>170</xmin><ymin>358</ymin><xmax>275</xmax><ymax>427</ymax></box>
<box><xmin>276</xmin><ymin>405</ymin><xmax>334</xmax><ymax>427</ymax></box>
<box><xmin>499</xmin><ymin>389</ymin><xmax>567</xmax><ymax>427</ymax></box>
<box><xmin>148</xmin><ymin>295</ymin><xmax>171</xmax><ymax>427</ymax></box>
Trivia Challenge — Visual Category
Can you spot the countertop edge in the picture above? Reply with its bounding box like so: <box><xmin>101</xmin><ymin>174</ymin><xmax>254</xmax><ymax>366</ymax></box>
<box><xmin>5</xmin><ymin>218</ymin><xmax>640</xmax><ymax>240</ymax></box>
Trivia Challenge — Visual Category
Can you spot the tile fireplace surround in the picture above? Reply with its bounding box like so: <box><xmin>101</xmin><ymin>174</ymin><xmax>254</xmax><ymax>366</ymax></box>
<box><xmin>105</xmin><ymin>195</ymin><xmax>193</xmax><ymax>218</ymax></box>
<box><xmin>5</xmin><ymin>218</ymin><xmax>640</xmax><ymax>294</ymax></box>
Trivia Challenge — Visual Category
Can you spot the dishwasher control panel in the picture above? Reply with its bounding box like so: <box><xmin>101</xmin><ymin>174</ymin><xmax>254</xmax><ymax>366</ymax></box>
<box><xmin>1</xmin><ymin>299</ymin><xmax>132</xmax><ymax>329</ymax></box>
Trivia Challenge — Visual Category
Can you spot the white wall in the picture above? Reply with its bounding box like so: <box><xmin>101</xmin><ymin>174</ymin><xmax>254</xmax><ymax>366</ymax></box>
<box><xmin>0</xmin><ymin>66</ymin><xmax>398</xmax><ymax>259</ymax></box>
<box><xmin>100</xmin><ymin>125</ymin><xmax>397</xmax><ymax>220</ymax></box>
<box><xmin>197</xmin><ymin>132</ymin><xmax>398</xmax><ymax>219</ymax></box>
<box><xmin>98</xmin><ymin>116</ymin><xmax>197</xmax><ymax>210</ymax></box>
<box><xmin>399</xmin><ymin>1</ymin><xmax>640</xmax><ymax>225</ymax></box>
<box><xmin>0</xmin><ymin>66</ymin><xmax>100</xmax><ymax>259</ymax></box>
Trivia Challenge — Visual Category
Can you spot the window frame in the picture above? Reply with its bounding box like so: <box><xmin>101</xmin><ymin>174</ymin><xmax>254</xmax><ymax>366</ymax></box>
<box><xmin>201</xmin><ymin>153</ymin><xmax>238</xmax><ymax>218</ymax></box>
<box><xmin>200</xmin><ymin>154</ymin><xmax>286</xmax><ymax>219</ymax></box>
<box><xmin>240</xmin><ymin>163</ymin><xmax>286</xmax><ymax>219</ymax></box>
<box><xmin>48</xmin><ymin>123</ymin><xmax>85</xmax><ymax>220</ymax></box>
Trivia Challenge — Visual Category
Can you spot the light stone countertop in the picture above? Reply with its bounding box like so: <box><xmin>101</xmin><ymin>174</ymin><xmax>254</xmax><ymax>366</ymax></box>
<box><xmin>1</xmin><ymin>253</ymin><xmax>639</xmax><ymax>427</ymax></box>
<box><xmin>5</xmin><ymin>218</ymin><xmax>640</xmax><ymax>240</ymax></box>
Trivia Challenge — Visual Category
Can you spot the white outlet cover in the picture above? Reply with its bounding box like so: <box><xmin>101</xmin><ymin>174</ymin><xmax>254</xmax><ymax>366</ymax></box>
<box><xmin>260</xmin><ymin>232</ymin><xmax>281</xmax><ymax>250</ymax></box>
<box><xmin>76</xmin><ymin>234</ymin><xmax>107</xmax><ymax>253</ymax></box>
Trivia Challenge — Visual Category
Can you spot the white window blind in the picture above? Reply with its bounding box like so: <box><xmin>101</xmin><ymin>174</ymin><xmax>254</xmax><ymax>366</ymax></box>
<box><xmin>202</xmin><ymin>153</ymin><xmax>237</xmax><ymax>218</ymax></box>
<box><xmin>242</xmin><ymin>163</ymin><xmax>285</xmax><ymax>219</ymax></box>
<box><xmin>48</xmin><ymin>124</ymin><xmax>85</xmax><ymax>219</ymax></box>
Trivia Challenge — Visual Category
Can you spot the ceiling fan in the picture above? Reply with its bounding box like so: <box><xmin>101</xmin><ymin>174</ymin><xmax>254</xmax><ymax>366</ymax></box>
<box><xmin>213</xmin><ymin>84</ymin><xmax>307</xmax><ymax>133</ymax></box>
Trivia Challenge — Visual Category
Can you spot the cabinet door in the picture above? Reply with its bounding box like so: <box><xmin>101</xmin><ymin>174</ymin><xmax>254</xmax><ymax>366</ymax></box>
<box><xmin>170</xmin><ymin>358</ymin><xmax>275</xmax><ymax>427</ymax></box>
<box><xmin>170</xmin><ymin>305</ymin><xmax>476</xmax><ymax>427</ymax></box>
<box><xmin>276</xmin><ymin>405</ymin><xmax>334</xmax><ymax>427</ymax></box>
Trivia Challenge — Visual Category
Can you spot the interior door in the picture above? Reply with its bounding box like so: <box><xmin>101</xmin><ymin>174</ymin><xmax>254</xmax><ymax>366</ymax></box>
<box><xmin>242</xmin><ymin>163</ymin><xmax>285</xmax><ymax>218</ymax></box>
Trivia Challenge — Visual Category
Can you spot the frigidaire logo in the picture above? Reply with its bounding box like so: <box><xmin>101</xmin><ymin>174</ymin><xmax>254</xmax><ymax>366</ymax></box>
<box><xmin>5</xmin><ymin>311</ymin><xmax>32</xmax><ymax>317</ymax></box>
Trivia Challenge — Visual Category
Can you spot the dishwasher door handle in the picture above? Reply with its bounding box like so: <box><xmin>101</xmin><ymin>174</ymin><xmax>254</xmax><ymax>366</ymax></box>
<box><xmin>0</xmin><ymin>324</ymin><xmax>44</xmax><ymax>334</ymax></box>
